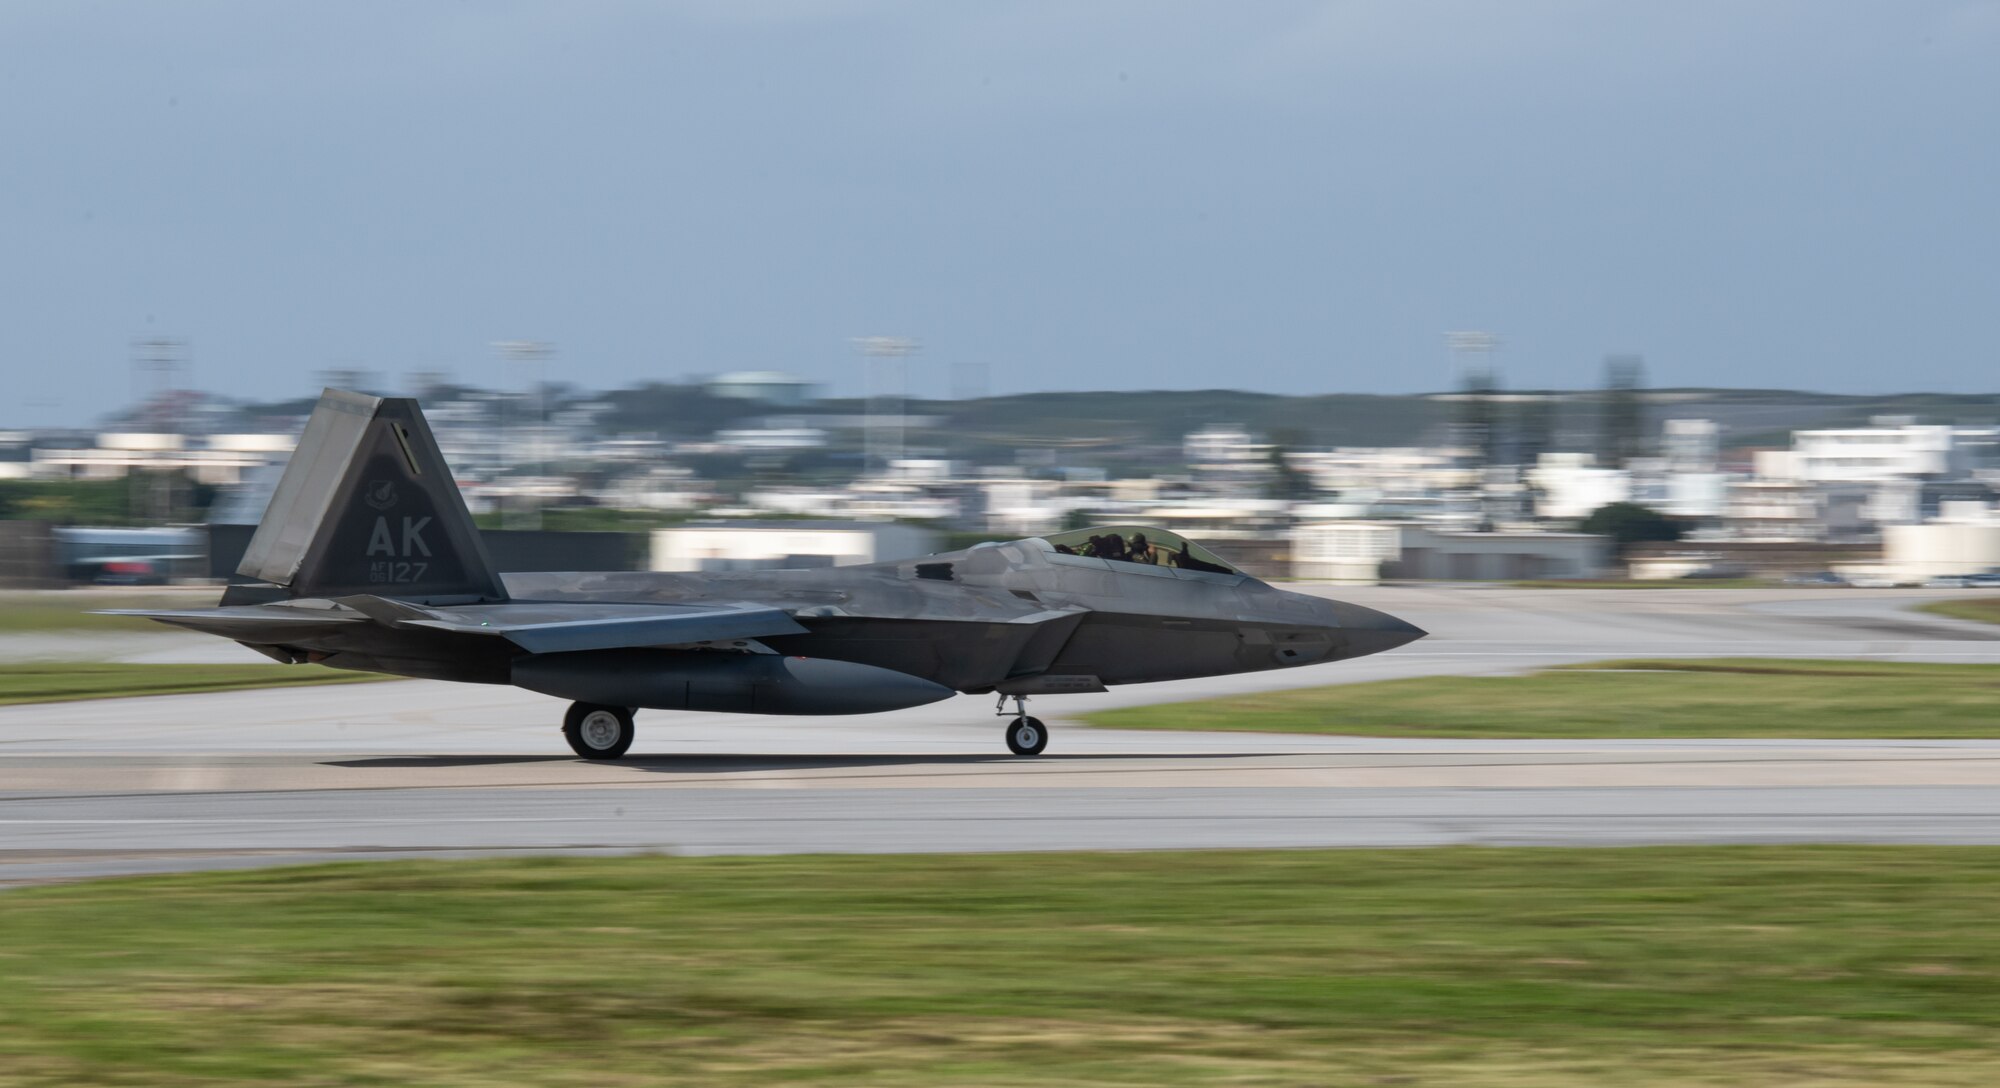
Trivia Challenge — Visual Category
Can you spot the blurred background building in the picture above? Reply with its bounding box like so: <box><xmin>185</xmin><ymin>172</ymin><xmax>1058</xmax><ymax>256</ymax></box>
<box><xmin>7</xmin><ymin>366</ymin><xmax>2000</xmax><ymax>589</ymax></box>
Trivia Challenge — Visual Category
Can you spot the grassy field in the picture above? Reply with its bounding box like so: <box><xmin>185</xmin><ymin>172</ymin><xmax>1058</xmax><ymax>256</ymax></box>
<box><xmin>1918</xmin><ymin>596</ymin><xmax>2000</xmax><ymax>626</ymax></box>
<box><xmin>4</xmin><ymin>849</ymin><xmax>2000</xmax><ymax>1085</ymax></box>
<box><xmin>1083</xmin><ymin>658</ymin><xmax>2000</xmax><ymax>739</ymax></box>
<box><xmin>0</xmin><ymin>662</ymin><xmax>387</xmax><ymax>705</ymax></box>
<box><xmin>0</xmin><ymin>590</ymin><xmax>220</xmax><ymax>633</ymax></box>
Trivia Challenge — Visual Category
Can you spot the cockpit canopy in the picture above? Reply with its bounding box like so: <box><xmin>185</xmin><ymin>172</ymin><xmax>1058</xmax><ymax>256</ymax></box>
<box><xmin>1035</xmin><ymin>525</ymin><xmax>1239</xmax><ymax>575</ymax></box>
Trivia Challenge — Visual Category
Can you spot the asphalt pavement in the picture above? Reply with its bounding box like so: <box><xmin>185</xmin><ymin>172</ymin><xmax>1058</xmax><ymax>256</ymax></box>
<box><xmin>4</xmin><ymin>586</ymin><xmax>1999</xmax><ymax>884</ymax></box>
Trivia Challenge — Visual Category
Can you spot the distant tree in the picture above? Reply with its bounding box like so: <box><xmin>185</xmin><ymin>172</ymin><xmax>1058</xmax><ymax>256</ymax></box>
<box><xmin>1578</xmin><ymin>502</ymin><xmax>1682</xmax><ymax>550</ymax></box>
<box><xmin>0</xmin><ymin>478</ymin><xmax>139</xmax><ymax>525</ymax></box>
<box><xmin>1266</xmin><ymin>428</ymin><xmax>1315</xmax><ymax>501</ymax></box>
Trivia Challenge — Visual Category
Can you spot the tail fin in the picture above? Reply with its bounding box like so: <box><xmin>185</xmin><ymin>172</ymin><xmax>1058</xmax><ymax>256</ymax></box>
<box><xmin>237</xmin><ymin>389</ymin><xmax>506</xmax><ymax>601</ymax></box>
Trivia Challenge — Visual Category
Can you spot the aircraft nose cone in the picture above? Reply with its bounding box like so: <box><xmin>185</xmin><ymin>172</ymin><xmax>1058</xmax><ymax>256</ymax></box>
<box><xmin>1316</xmin><ymin>598</ymin><xmax>1427</xmax><ymax>657</ymax></box>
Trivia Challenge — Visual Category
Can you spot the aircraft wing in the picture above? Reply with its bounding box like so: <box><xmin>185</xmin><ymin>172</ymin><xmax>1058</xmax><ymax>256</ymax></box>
<box><xmin>342</xmin><ymin>597</ymin><xmax>810</xmax><ymax>654</ymax></box>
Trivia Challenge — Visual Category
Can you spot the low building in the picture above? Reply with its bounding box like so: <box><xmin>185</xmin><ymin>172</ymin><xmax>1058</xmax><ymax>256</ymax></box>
<box><xmin>1183</xmin><ymin>425</ymin><xmax>1272</xmax><ymax>481</ymax></box>
<box><xmin>1293</xmin><ymin>522</ymin><xmax>1609</xmax><ymax>583</ymax></box>
<box><xmin>1290</xmin><ymin>522</ymin><xmax>1403</xmax><ymax>583</ymax></box>
<box><xmin>1625</xmin><ymin>540</ymin><xmax>1879</xmax><ymax>580</ymax></box>
<box><xmin>1881</xmin><ymin>503</ymin><xmax>2000</xmax><ymax>583</ymax></box>
<box><xmin>53</xmin><ymin>526</ymin><xmax>207</xmax><ymax>584</ymax></box>
<box><xmin>1723</xmin><ymin>480</ymin><xmax>1867</xmax><ymax>542</ymax></box>
<box><xmin>713</xmin><ymin>426</ymin><xmax>826</xmax><ymax>451</ymax></box>
<box><xmin>1771</xmin><ymin>421</ymin><xmax>1996</xmax><ymax>527</ymax></box>
<box><xmin>704</xmin><ymin>371</ymin><xmax>818</xmax><ymax>407</ymax></box>
<box><xmin>650</xmin><ymin>520</ymin><xmax>940</xmax><ymax>573</ymax></box>
<box><xmin>30</xmin><ymin>432</ymin><xmax>296</xmax><ymax>486</ymax></box>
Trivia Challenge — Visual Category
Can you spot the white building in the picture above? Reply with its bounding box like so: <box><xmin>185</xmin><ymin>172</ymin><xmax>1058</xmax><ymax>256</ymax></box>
<box><xmin>651</xmin><ymin>521</ymin><xmax>939</xmax><ymax>573</ymax></box>
<box><xmin>980</xmin><ymin>479</ymin><xmax>1067</xmax><ymax>536</ymax></box>
<box><xmin>590</xmin><ymin>467</ymin><xmax>710</xmax><ymax>512</ymax></box>
<box><xmin>1662</xmin><ymin>472</ymin><xmax>1729</xmax><ymax>518</ymax></box>
<box><xmin>1776</xmin><ymin>421</ymin><xmax>1975</xmax><ymax>526</ymax></box>
<box><xmin>1290</xmin><ymin>522</ymin><xmax>1403</xmax><ymax>583</ymax></box>
<box><xmin>30</xmin><ymin>432</ymin><xmax>297</xmax><ymax>486</ymax></box>
<box><xmin>1524</xmin><ymin>453</ymin><xmax>1630</xmax><ymax>520</ymax></box>
<box><xmin>1792</xmin><ymin>422</ymin><xmax>1958</xmax><ymax>481</ymax></box>
<box><xmin>1183</xmin><ymin>425</ymin><xmax>1271</xmax><ymax>479</ymax></box>
<box><xmin>1662</xmin><ymin>418</ymin><xmax>1720</xmax><ymax>473</ymax></box>
<box><xmin>1289</xmin><ymin>446</ymin><xmax>1473</xmax><ymax>501</ymax></box>
<box><xmin>713</xmin><ymin>427</ymin><xmax>827</xmax><ymax>452</ymax></box>
<box><xmin>1881</xmin><ymin>502</ymin><xmax>2000</xmax><ymax>583</ymax></box>
<box><xmin>1722</xmin><ymin>479</ymin><xmax>1867</xmax><ymax>542</ymax></box>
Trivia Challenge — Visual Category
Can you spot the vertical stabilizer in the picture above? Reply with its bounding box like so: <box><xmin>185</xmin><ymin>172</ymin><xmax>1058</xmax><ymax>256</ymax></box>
<box><xmin>238</xmin><ymin>389</ymin><xmax>505</xmax><ymax>600</ymax></box>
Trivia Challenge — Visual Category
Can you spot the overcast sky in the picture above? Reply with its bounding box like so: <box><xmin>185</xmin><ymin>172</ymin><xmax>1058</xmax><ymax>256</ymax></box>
<box><xmin>3</xmin><ymin>2</ymin><xmax>1996</xmax><ymax>426</ymax></box>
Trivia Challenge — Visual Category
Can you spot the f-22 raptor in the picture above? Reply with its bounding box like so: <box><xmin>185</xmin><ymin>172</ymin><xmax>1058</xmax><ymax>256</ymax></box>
<box><xmin>117</xmin><ymin>389</ymin><xmax>1426</xmax><ymax>758</ymax></box>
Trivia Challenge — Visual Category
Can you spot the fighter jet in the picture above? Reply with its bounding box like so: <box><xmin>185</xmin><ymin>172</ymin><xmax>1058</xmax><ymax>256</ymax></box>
<box><xmin>112</xmin><ymin>389</ymin><xmax>1426</xmax><ymax>758</ymax></box>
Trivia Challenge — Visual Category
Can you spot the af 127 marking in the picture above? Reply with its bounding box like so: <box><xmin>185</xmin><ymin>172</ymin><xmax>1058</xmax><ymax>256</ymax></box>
<box><xmin>365</xmin><ymin>515</ymin><xmax>433</xmax><ymax>584</ymax></box>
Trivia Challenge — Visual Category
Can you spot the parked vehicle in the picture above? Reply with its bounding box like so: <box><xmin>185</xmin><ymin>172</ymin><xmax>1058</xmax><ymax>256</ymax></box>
<box><xmin>1782</xmin><ymin>571</ymin><xmax>1847</xmax><ymax>586</ymax></box>
<box><xmin>1927</xmin><ymin>568</ymin><xmax>2000</xmax><ymax>589</ymax></box>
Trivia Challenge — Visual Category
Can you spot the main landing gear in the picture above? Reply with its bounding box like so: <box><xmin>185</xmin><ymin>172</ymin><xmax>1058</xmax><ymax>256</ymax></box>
<box><xmin>563</xmin><ymin>702</ymin><xmax>636</xmax><ymax>760</ymax></box>
<box><xmin>997</xmin><ymin>694</ymin><xmax>1049</xmax><ymax>756</ymax></box>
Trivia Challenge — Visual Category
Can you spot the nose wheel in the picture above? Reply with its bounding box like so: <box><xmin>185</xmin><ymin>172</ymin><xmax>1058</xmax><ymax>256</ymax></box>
<box><xmin>563</xmin><ymin>702</ymin><xmax>636</xmax><ymax>760</ymax></box>
<box><xmin>998</xmin><ymin>694</ymin><xmax>1049</xmax><ymax>756</ymax></box>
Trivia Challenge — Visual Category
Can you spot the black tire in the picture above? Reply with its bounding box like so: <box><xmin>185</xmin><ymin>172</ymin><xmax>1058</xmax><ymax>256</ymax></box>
<box><xmin>1005</xmin><ymin>715</ymin><xmax>1049</xmax><ymax>756</ymax></box>
<box><xmin>563</xmin><ymin>702</ymin><xmax>635</xmax><ymax>760</ymax></box>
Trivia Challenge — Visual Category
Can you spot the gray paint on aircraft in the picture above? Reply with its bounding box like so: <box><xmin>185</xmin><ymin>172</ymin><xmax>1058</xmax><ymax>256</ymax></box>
<box><xmin>110</xmin><ymin>390</ymin><xmax>1425</xmax><ymax>753</ymax></box>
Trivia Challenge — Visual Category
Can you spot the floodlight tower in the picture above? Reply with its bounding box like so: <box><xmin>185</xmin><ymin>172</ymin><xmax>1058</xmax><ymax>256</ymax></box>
<box><xmin>131</xmin><ymin>337</ymin><xmax>188</xmax><ymax>432</ymax></box>
<box><xmin>1443</xmin><ymin>331</ymin><xmax>1503</xmax><ymax>460</ymax></box>
<box><xmin>852</xmin><ymin>336</ymin><xmax>919</xmax><ymax>475</ymax></box>
<box><xmin>130</xmin><ymin>337</ymin><xmax>189</xmax><ymax>523</ymax></box>
<box><xmin>492</xmin><ymin>339</ymin><xmax>556</xmax><ymax>529</ymax></box>
<box><xmin>1442</xmin><ymin>331</ymin><xmax>1508</xmax><ymax>524</ymax></box>
<box><xmin>1443</xmin><ymin>330</ymin><xmax>1500</xmax><ymax>387</ymax></box>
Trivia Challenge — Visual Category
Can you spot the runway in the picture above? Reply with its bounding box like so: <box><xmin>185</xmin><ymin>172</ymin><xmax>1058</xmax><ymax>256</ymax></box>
<box><xmin>5</xmin><ymin>586</ymin><xmax>2000</xmax><ymax>883</ymax></box>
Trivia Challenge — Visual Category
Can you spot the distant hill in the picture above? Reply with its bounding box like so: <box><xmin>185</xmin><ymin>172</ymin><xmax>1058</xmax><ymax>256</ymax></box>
<box><xmin>840</xmin><ymin>387</ymin><xmax>2000</xmax><ymax>464</ymax></box>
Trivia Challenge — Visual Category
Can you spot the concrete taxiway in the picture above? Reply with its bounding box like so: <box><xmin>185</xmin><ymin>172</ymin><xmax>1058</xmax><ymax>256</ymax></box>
<box><xmin>4</xmin><ymin>586</ymin><xmax>2000</xmax><ymax>884</ymax></box>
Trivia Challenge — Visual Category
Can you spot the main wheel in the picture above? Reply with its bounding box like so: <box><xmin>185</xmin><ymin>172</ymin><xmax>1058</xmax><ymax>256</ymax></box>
<box><xmin>563</xmin><ymin>702</ymin><xmax>636</xmax><ymax>760</ymax></box>
<box><xmin>1005</xmin><ymin>715</ymin><xmax>1049</xmax><ymax>756</ymax></box>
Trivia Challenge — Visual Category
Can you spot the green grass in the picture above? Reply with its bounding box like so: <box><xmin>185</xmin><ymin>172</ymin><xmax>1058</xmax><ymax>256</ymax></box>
<box><xmin>1918</xmin><ymin>596</ymin><xmax>2000</xmax><ymax>626</ymax></box>
<box><xmin>1083</xmin><ymin>658</ymin><xmax>2000</xmax><ymax>739</ymax></box>
<box><xmin>5</xmin><ymin>849</ymin><xmax>2000</xmax><ymax>1085</ymax></box>
<box><xmin>0</xmin><ymin>591</ymin><xmax>220</xmax><ymax>633</ymax></box>
<box><xmin>0</xmin><ymin>662</ymin><xmax>388</xmax><ymax>705</ymax></box>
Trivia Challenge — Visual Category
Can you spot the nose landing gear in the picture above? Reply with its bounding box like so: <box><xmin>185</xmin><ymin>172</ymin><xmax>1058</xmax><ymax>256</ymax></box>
<box><xmin>997</xmin><ymin>694</ymin><xmax>1049</xmax><ymax>756</ymax></box>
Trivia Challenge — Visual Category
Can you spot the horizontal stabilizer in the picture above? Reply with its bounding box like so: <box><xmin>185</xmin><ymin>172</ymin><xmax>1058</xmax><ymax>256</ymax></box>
<box><xmin>387</xmin><ymin>600</ymin><xmax>809</xmax><ymax>654</ymax></box>
<box><xmin>103</xmin><ymin>598</ymin><xmax>810</xmax><ymax>655</ymax></box>
<box><xmin>96</xmin><ymin>606</ymin><xmax>369</xmax><ymax>641</ymax></box>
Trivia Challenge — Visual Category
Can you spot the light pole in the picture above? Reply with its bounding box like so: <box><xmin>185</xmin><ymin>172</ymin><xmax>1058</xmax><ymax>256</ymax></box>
<box><xmin>1443</xmin><ymin>331</ymin><xmax>1504</xmax><ymax>520</ymax></box>
<box><xmin>131</xmin><ymin>337</ymin><xmax>187</xmax><ymax>522</ymax></box>
<box><xmin>1443</xmin><ymin>330</ymin><xmax>1500</xmax><ymax>387</ymax></box>
<box><xmin>852</xmin><ymin>336</ymin><xmax>919</xmax><ymax>476</ymax></box>
<box><xmin>491</xmin><ymin>339</ymin><xmax>556</xmax><ymax>529</ymax></box>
